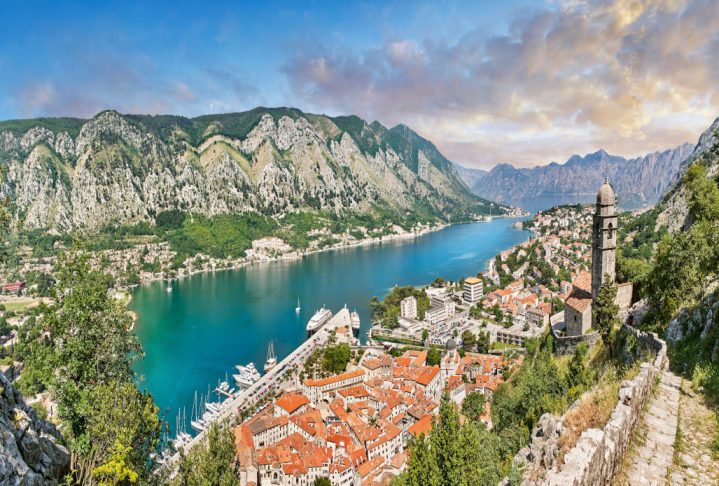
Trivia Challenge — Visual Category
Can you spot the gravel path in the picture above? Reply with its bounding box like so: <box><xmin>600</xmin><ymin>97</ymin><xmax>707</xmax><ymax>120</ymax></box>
<box><xmin>669</xmin><ymin>381</ymin><xmax>719</xmax><ymax>486</ymax></box>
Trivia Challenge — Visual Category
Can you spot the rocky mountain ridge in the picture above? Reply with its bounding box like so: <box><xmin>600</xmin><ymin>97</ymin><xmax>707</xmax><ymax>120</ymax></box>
<box><xmin>459</xmin><ymin>144</ymin><xmax>694</xmax><ymax>208</ymax></box>
<box><xmin>657</xmin><ymin>116</ymin><xmax>719</xmax><ymax>232</ymax></box>
<box><xmin>0</xmin><ymin>108</ymin><xmax>494</xmax><ymax>232</ymax></box>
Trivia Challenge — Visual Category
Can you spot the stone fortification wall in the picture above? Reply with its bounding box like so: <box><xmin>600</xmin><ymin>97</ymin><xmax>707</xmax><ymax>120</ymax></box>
<box><xmin>512</xmin><ymin>325</ymin><xmax>666</xmax><ymax>485</ymax></box>
<box><xmin>615</xmin><ymin>282</ymin><xmax>633</xmax><ymax>311</ymax></box>
<box><xmin>550</xmin><ymin>329</ymin><xmax>600</xmax><ymax>356</ymax></box>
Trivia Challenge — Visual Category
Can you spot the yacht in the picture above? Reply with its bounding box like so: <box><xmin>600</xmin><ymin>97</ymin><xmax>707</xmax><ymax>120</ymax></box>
<box><xmin>264</xmin><ymin>340</ymin><xmax>277</xmax><ymax>373</ymax></box>
<box><xmin>190</xmin><ymin>418</ymin><xmax>207</xmax><ymax>432</ymax></box>
<box><xmin>234</xmin><ymin>363</ymin><xmax>261</xmax><ymax>389</ymax></box>
<box><xmin>351</xmin><ymin>310</ymin><xmax>361</xmax><ymax>333</ymax></box>
<box><xmin>306</xmin><ymin>306</ymin><xmax>333</xmax><ymax>334</ymax></box>
<box><xmin>295</xmin><ymin>298</ymin><xmax>301</xmax><ymax>313</ymax></box>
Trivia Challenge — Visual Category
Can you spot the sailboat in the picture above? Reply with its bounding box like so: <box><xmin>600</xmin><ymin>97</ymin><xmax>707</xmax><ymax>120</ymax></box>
<box><xmin>295</xmin><ymin>298</ymin><xmax>301</xmax><ymax>313</ymax></box>
<box><xmin>264</xmin><ymin>340</ymin><xmax>277</xmax><ymax>373</ymax></box>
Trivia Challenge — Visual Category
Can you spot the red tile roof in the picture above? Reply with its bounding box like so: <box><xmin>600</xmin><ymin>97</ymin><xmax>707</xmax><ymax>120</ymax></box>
<box><xmin>275</xmin><ymin>392</ymin><xmax>310</xmax><ymax>414</ymax></box>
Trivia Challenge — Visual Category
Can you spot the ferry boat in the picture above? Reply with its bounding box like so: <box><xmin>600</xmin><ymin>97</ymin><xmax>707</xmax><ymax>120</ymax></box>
<box><xmin>234</xmin><ymin>363</ymin><xmax>261</xmax><ymax>389</ymax></box>
<box><xmin>264</xmin><ymin>340</ymin><xmax>277</xmax><ymax>373</ymax></box>
<box><xmin>350</xmin><ymin>310</ymin><xmax>361</xmax><ymax>333</ymax></box>
<box><xmin>306</xmin><ymin>306</ymin><xmax>333</xmax><ymax>334</ymax></box>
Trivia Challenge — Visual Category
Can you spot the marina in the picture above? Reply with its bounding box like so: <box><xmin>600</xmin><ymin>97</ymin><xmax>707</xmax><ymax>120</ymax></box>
<box><xmin>167</xmin><ymin>305</ymin><xmax>353</xmax><ymax>460</ymax></box>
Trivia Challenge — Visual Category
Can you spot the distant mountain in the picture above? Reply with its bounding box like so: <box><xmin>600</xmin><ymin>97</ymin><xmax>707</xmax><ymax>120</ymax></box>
<box><xmin>0</xmin><ymin>108</ymin><xmax>502</xmax><ymax>231</ymax></box>
<box><xmin>454</xmin><ymin>164</ymin><xmax>487</xmax><ymax>191</ymax></box>
<box><xmin>459</xmin><ymin>145</ymin><xmax>694</xmax><ymax>209</ymax></box>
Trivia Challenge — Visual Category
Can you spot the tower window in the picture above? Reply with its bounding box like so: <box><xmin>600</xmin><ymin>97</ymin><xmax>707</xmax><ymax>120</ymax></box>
<box><xmin>608</xmin><ymin>222</ymin><xmax>614</xmax><ymax>239</ymax></box>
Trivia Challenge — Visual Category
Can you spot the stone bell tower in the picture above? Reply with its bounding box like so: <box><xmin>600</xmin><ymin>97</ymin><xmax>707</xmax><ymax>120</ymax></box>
<box><xmin>591</xmin><ymin>179</ymin><xmax>617</xmax><ymax>299</ymax></box>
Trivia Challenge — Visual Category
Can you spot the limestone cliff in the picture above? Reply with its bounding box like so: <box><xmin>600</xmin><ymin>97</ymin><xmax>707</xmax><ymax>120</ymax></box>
<box><xmin>0</xmin><ymin>372</ymin><xmax>69</xmax><ymax>485</ymax></box>
<box><xmin>657</xmin><ymin>116</ymin><xmax>719</xmax><ymax>233</ymax></box>
<box><xmin>0</xmin><ymin>108</ymin><xmax>495</xmax><ymax>231</ymax></box>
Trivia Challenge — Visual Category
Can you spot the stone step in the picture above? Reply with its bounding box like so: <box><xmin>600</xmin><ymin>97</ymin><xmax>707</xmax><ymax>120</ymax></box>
<box><xmin>624</xmin><ymin>369</ymin><xmax>681</xmax><ymax>486</ymax></box>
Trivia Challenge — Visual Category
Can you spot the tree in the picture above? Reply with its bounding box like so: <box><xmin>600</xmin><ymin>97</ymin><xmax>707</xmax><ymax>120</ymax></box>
<box><xmin>592</xmin><ymin>276</ymin><xmax>619</xmax><ymax>356</ymax></box>
<box><xmin>491</xmin><ymin>337</ymin><xmax>566</xmax><ymax>433</ymax></box>
<box><xmin>477</xmin><ymin>331</ymin><xmax>491</xmax><ymax>354</ymax></box>
<box><xmin>17</xmin><ymin>251</ymin><xmax>161</xmax><ymax>484</ymax></box>
<box><xmin>422</xmin><ymin>329</ymin><xmax>429</xmax><ymax>344</ymax></box>
<box><xmin>426</xmin><ymin>347</ymin><xmax>442</xmax><ymax>366</ymax></box>
<box><xmin>91</xmin><ymin>441</ymin><xmax>139</xmax><ymax>485</ymax></box>
<box><xmin>432</xmin><ymin>397</ymin><xmax>465</xmax><ymax>485</ymax></box>
<box><xmin>86</xmin><ymin>381</ymin><xmax>161</xmax><ymax>482</ymax></box>
<box><xmin>492</xmin><ymin>304</ymin><xmax>504</xmax><ymax>323</ymax></box>
<box><xmin>314</xmin><ymin>478</ymin><xmax>331</xmax><ymax>486</ymax></box>
<box><xmin>684</xmin><ymin>163</ymin><xmax>719</xmax><ymax>224</ymax></box>
<box><xmin>175</xmin><ymin>422</ymin><xmax>239</xmax><ymax>486</ymax></box>
<box><xmin>565</xmin><ymin>343</ymin><xmax>589</xmax><ymax>400</ymax></box>
<box><xmin>323</xmin><ymin>343</ymin><xmax>351</xmax><ymax>374</ymax></box>
<box><xmin>396</xmin><ymin>395</ymin><xmax>505</xmax><ymax>486</ymax></box>
<box><xmin>645</xmin><ymin>221</ymin><xmax>719</xmax><ymax>327</ymax></box>
<box><xmin>461</xmin><ymin>330</ymin><xmax>476</xmax><ymax>352</ymax></box>
<box><xmin>462</xmin><ymin>392</ymin><xmax>486</xmax><ymax>422</ymax></box>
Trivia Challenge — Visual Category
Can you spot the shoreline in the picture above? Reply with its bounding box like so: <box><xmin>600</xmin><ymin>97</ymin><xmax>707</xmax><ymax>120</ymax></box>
<box><xmin>125</xmin><ymin>216</ymin><xmax>527</xmax><ymax>330</ymax></box>
<box><xmin>131</xmin><ymin>222</ymin><xmax>450</xmax><ymax>288</ymax></box>
<box><xmin>130</xmin><ymin>213</ymin><xmax>526</xmax><ymax>290</ymax></box>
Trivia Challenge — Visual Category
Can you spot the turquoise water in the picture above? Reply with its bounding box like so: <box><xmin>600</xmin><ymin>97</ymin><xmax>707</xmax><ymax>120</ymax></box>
<box><xmin>130</xmin><ymin>219</ymin><xmax>530</xmax><ymax>429</ymax></box>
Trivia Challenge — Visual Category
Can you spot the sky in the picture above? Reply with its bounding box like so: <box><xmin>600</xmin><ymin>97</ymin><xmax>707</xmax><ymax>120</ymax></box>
<box><xmin>1</xmin><ymin>0</ymin><xmax>718</xmax><ymax>170</ymax></box>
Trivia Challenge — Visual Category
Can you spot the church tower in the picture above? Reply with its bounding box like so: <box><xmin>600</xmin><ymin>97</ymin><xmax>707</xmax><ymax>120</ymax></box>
<box><xmin>591</xmin><ymin>179</ymin><xmax>617</xmax><ymax>299</ymax></box>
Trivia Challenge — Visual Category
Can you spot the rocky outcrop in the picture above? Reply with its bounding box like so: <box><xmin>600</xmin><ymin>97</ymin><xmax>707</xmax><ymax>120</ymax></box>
<box><xmin>657</xmin><ymin>116</ymin><xmax>719</xmax><ymax>233</ymax></box>
<box><xmin>0</xmin><ymin>108</ymin><xmax>495</xmax><ymax>231</ymax></box>
<box><xmin>0</xmin><ymin>372</ymin><xmax>69</xmax><ymax>485</ymax></box>
<box><xmin>462</xmin><ymin>145</ymin><xmax>694</xmax><ymax>208</ymax></box>
<box><xmin>511</xmin><ymin>326</ymin><xmax>667</xmax><ymax>485</ymax></box>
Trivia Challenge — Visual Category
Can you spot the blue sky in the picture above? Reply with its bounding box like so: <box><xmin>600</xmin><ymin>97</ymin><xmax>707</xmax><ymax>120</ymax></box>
<box><xmin>1</xmin><ymin>0</ymin><xmax>718</xmax><ymax>169</ymax></box>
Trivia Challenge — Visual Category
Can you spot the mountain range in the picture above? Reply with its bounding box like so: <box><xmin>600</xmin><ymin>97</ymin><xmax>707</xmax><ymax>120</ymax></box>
<box><xmin>0</xmin><ymin>108</ymin><xmax>496</xmax><ymax>232</ymax></box>
<box><xmin>458</xmin><ymin>144</ymin><xmax>695</xmax><ymax>209</ymax></box>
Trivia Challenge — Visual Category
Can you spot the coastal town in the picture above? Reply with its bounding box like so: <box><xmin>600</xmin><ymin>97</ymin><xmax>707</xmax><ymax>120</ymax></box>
<box><xmin>1</xmin><ymin>184</ymin><xmax>638</xmax><ymax>484</ymax></box>
<box><xmin>0</xmin><ymin>199</ymin><xmax>613</xmax><ymax>484</ymax></box>
<box><xmin>161</xmin><ymin>190</ymin><xmax>629</xmax><ymax>484</ymax></box>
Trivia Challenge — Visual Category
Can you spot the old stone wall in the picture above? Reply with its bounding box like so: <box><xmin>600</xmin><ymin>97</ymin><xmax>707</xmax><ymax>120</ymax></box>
<box><xmin>550</xmin><ymin>328</ymin><xmax>601</xmax><ymax>356</ymax></box>
<box><xmin>615</xmin><ymin>282</ymin><xmax>634</xmax><ymax>311</ymax></box>
<box><xmin>512</xmin><ymin>325</ymin><xmax>666</xmax><ymax>485</ymax></box>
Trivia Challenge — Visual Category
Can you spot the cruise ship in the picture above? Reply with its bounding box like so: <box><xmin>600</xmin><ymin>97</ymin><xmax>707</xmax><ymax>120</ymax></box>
<box><xmin>306</xmin><ymin>306</ymin><xmax>333</xmax><ymax>334</ymax></box>
<box><xmin>233</xmin><ymin>362</ymin><xmax>261</xmax><ymax>389</ymax></box>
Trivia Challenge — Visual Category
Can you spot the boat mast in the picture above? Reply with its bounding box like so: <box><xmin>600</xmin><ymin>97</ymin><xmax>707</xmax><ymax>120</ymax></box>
<box><xmin>267</xmin><ymin>340</ymin><xmax>275</xmax><ymax>362</ymax></box>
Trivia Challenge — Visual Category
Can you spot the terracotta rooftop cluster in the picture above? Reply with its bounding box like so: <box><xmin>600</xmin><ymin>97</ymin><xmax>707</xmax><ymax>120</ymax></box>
<box><xmin>234</xmin><ymin>348</ymin><xmax>522</xmax><ymax>485</ymax></box>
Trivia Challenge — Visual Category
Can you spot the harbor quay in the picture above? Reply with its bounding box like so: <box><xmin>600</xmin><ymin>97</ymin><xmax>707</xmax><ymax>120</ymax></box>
<box><xmin>167</xmin><ymin>307</ymin><xmax>355</xmax><ymax>463</ymax></box>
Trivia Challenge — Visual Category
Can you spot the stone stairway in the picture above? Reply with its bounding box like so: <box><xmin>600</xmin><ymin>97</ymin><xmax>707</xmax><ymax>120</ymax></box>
<box><xmin>622</xmin><ymin>370</ymin><xmax>682</xmax><ymax>485</ymax></box>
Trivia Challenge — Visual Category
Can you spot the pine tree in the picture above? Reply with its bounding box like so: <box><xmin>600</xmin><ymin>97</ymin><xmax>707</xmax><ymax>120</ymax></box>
<box><xmin>431</xmin><ymin>395</ymin><xmax>464</xmax><ymax>486</ymax></box>
<box><xmin>593</xmin><ymin>276</ymin><xmax>619</xmax><ymax>355</ymax></box>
